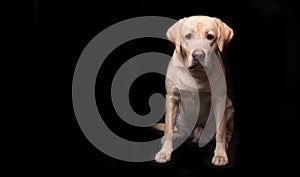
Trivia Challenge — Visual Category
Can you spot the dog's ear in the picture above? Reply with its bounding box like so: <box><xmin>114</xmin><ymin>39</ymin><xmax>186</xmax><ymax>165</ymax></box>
<box><xmin>167</xmin><ymin>18</ymin><xmax>186</xmax><ymax>53</ymax></box>
<box><xmin>214</xmin><ymin>18</ymin><xmax>234</xmax><ymax>52</ymax></box>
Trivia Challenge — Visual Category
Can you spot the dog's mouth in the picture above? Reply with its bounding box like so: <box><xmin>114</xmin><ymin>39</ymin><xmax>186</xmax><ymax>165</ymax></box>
<box><xmin>188</xmin><ymin>60</ymin><xmax>204</xmax><ymax>71</ymax></box>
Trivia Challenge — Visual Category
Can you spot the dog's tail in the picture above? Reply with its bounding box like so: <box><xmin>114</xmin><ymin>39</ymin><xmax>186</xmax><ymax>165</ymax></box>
<box><xmin>151</xmin><ymin>123</ymin><xmax>165</xmax><ymax>131</ymax></box>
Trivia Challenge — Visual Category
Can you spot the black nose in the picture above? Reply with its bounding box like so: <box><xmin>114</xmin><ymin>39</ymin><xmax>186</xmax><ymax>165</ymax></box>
<box><xmin>192</xmin><ymin>49</ymin><xmax>206</xmax><ymax>61</ymax></box>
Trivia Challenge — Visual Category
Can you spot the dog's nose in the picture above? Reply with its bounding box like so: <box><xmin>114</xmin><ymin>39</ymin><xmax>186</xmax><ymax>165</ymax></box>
<box><xmin>192</xmin><ymin>49</ymin><xmax>206</xmax><ymax>62</ymax></box>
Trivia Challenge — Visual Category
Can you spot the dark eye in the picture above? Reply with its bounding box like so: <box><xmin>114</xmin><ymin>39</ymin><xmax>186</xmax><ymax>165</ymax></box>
<box><xmin>206</xmin><ymin>34</ymin><xmax>214</xmax><ymax>40</ymax></box>
<box><xmin>185</xmin><ymin>33</ymin><xmax>192</xmax><ymax>40</ymax></box>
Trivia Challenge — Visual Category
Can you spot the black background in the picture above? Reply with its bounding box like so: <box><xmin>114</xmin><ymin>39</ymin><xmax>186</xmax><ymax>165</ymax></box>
<box><xmin>35</xmin><ymin>0</ymin><xmax>299</xmax><ymax>176</ymax></box>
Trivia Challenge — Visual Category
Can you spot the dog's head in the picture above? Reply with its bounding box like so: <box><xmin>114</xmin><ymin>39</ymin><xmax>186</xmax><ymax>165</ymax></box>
<box><xmin>167</xmin><ymin>16</ymin><xmax>234</xmax><ymax>71</ymax></box>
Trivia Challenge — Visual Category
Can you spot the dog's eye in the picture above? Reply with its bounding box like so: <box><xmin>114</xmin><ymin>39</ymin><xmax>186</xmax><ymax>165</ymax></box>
<box><xmin>185</xmin><ymin>33</ymin><xmax>192</xmax><ymax>40</ymax></box>
<box><xmin>206</xmin><ymin>34</ymin><xmax>214</xmax><ymax>40</ymax></box>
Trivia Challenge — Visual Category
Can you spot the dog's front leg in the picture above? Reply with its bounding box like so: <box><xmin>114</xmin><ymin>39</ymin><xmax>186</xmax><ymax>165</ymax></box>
<box><xmin>212</xmin><ymin>116</ymin><xmax>228</xmax><ymax>166</ymax></box>
<box><xmin>155</xmin><ymin>85</ymin><xmax>180</xmax><ymax>163</ymax></box>
<box><xmin>212</xmin><ymin>98</ymin><xmax>231</xmax><ymax>166</ymax></box>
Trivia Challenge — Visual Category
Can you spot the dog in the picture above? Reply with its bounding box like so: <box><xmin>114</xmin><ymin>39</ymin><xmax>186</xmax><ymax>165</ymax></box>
<box><xmin>153</xmin><ymin>15</ymin><xmax>234</xmax><ymax>166</ymax></box>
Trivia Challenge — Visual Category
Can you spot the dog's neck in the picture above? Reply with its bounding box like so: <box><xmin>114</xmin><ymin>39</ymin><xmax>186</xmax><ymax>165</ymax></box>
<box><xmin>171</xmin><ymin>50</ymin><xmax>211</xmax><ymax>92</ymax></box>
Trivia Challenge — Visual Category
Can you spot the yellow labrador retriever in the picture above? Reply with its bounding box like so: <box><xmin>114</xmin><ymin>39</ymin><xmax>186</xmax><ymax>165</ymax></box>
<box><xmin>154</xmin><ymin>15</ymin><xmax>234</xmax><ymax>166</ymax></box>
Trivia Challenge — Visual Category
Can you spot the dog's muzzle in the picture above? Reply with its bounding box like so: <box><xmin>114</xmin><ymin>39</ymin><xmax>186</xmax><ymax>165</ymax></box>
<box><xmin>188</xmin><ymin>49</ymin><xmax>206</xmax><ymax>70</ymax></box>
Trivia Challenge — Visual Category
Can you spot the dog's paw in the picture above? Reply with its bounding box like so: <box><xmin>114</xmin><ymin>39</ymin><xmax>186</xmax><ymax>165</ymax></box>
<box><xmin>155</xmin><ymin>149</ymin><xmax>172</xmax><ymax>163</ymax></box>
<box><xmin>212</xmin><ymin>150</ymin><xmax>229</xmax><ymax>166</ymax></box>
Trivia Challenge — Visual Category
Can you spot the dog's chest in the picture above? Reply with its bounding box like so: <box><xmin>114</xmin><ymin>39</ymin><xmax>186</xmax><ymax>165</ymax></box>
<box><xmin>166</xmin><ymin>57</ymin><xmax>213</xmax><ymax>134</ymax></box>
<box><xmin>166</xmin><ymin>58</ymin><xmax>211</xmax><ymax>92</ymax></box>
